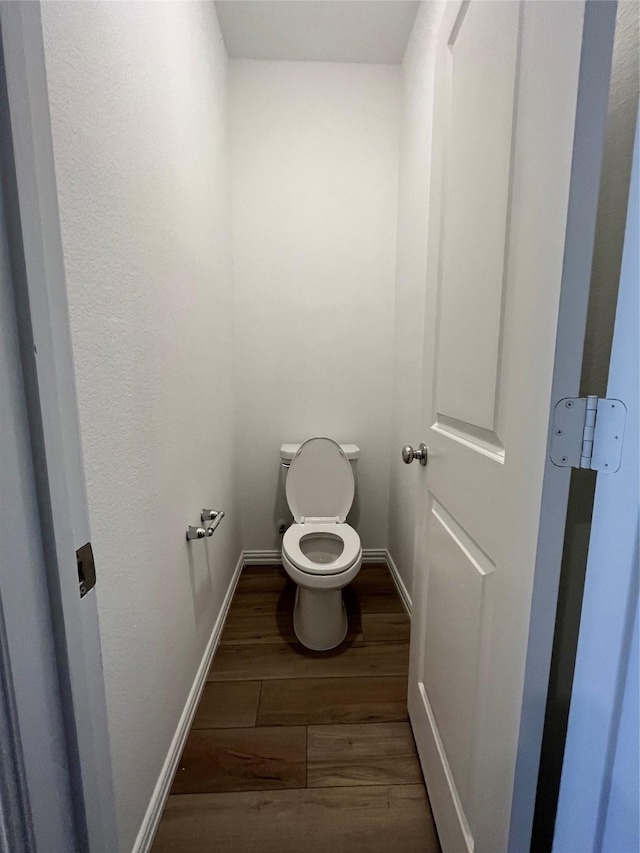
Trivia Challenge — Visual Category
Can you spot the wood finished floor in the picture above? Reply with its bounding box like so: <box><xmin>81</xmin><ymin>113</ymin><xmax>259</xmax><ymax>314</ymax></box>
<box><xmin>152</xmin><ymin>564</ymin><xmax>440</xmax><ymax>853</ymax></box>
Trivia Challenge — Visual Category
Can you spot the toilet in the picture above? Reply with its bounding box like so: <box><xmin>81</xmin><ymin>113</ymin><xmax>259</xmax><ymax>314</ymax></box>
<box><xmin>280</xmin><ymin>437</ymin><xmax>362</xmax><ymax>651</ymax></box>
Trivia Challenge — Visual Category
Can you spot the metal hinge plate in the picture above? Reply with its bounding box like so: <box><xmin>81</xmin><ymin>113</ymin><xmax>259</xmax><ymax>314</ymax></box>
<box><xmin>550</xmin><ymin>397</ymin><xmax>626</xmax><ymax>472</ymax></box>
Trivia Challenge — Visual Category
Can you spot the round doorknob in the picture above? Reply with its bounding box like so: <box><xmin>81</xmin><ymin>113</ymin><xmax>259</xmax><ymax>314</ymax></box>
<box><xmin>402</xmin><ymin>443</ymin><xmax>429</xmax><ymax>467</ymax></box>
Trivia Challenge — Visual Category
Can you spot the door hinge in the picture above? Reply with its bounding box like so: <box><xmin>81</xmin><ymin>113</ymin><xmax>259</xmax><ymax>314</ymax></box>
<box><xmin>550</xmin><ymin>396</ymin><xmax>626</xmax><ymax>472</ymax></box>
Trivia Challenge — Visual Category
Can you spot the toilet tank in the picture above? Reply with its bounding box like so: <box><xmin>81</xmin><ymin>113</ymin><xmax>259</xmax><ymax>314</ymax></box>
<box><xmin>280</xmin><ymin>442</ymin><xmax>360</xmax><ymax>478</ymax></box>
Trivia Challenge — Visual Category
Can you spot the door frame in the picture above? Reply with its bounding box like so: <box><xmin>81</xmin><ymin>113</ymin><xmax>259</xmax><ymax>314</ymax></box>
<box><xmin>552</xmin><ymin>115</ymin><xmax>639</xmax><ymax>853</ymax></box>
<box><xmin>507</xmin><ymin>2</ymin><xmax>618</xmax><ymax>849</ymax></box>
<box><xmin>0</xmin><ymin>3</ymin><xmax>117</xmax><ymax>850</ymax></box>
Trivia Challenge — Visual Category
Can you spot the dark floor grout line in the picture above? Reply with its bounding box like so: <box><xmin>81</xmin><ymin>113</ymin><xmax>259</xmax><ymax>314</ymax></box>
<box><xmin>209</xmin><ymin>676</ymin><xmax>409</xmax><ymax>684</ymax></box>
<box><xmin>190</xmin><ymin>720</ymin><xmax>414</xmax><ymax>734</ymax></box>
<box><xmin>210</xmin><ymin>676</ymin><xmax>409</xmax><ymax>685</ymax></box>
<box><xmin>191</xmin><ymin>723</ymin><xmax>261</xmax><ymax>731</ymax></box>
<box><xmin>306</xmin><ymin>782</ymin><xmax>423</xmax><ymax>791</ymax></box>
<box><xmin>255</xmin><ymin>679</ymin><xmax>264</xmax><ymax>728</ymax></box>
<box><xmin>171</xmin><ymin>785</ymin><xmax>309</xmax><ymax>797</ymax></box>
<box><xmin>301</xmin><ymin>720</ymin><xmax>413</xmax><ymax>727</ymax></box>
<box><xmin>193</xmin><ymin>717</ymin><xmax>410</xmax><ymax>731</ymax></box>
<box><xmin>183</xmin><ymin>723</ymin><xmax>308</xmax><ymax>734</ymax></box>
<box><xmin>172</xmin><ymin>781</ymin><xmax>424</xmax><ymax>797</ymax></box>
<box><xmin>254</xmin><ymin>721</ymin><xmax>409</xmax><ymax>728</ymax></box>
<box><xmin>216</xmin><ymin>637</ymin><xmax>403</xmax><ymax>647</ymax></box>
<box><xmin>164</xmin><ymin>781</ymin><xmax>429</xmax><ymax>801</ymax></box>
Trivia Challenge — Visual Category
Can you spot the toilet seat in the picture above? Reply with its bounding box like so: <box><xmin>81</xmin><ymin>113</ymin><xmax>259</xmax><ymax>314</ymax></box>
<box><xmin>286</xmin><ymin>437</ymin><xmax>355</xmax><ymax>523</ymax></box>
<box><xmin>283</xmin><ymin>522</ymin><xmax>361</xmax><ymax>576</ymax></box>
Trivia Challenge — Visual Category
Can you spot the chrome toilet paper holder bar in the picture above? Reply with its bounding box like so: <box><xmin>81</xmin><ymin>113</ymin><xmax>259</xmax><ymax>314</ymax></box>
<box><xmin>202</xmin><ymin>508</ymin><xmax>225</xmax><ymax>532</ymax></box>
<box><xmin>186</xmin><ymin>509</ymin><xmax>225</xmax><ymax>541</ymax></box>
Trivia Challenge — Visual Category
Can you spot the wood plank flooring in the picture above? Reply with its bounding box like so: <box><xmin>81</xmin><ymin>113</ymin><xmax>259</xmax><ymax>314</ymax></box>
<box><xmin>256</xmin><ymin>675</ymin><xmax>409</xmax><ymax>726</ymax></box>
<box><xmin>307</xmin><ymin>722</ymin><xmax>424</xmax><ymax>788</ymax></box>
<box><xmin>152</xmin><ymin>563</ymin><xmax>440</xmax><ymax>852</ymax></box>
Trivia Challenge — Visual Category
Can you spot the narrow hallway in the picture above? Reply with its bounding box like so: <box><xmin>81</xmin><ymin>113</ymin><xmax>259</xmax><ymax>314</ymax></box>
<box><xmin>152</xmin><ymin>564</ymin><xmax>440</xmax><ymax>852</ymax></box>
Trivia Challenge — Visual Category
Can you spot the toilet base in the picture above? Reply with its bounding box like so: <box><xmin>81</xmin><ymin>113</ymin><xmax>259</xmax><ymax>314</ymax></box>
<box><xmin>293</xmin><ymin>586</ymin><xmax>348</xmax><ymax>651</ymax></box>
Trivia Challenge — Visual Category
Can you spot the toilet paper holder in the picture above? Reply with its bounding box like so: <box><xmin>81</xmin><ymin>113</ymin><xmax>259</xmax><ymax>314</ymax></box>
<box><xmin>186</xmin><ymin>509</ymin><xmax>225</xmax><ymax>541</ymax></box>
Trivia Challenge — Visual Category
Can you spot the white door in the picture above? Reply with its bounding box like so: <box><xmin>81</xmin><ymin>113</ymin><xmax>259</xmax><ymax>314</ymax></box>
<box><xmin>407</xmin><ymin>2</ymin><xmax>617</xmax><ymax>852</ymax></box>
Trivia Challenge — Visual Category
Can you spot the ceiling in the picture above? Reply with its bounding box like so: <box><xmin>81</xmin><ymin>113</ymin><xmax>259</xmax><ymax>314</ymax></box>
<box><xmin>215</xmin><ymin>1</ymin><xmax>420</xmax><ymax>64</ymax></box>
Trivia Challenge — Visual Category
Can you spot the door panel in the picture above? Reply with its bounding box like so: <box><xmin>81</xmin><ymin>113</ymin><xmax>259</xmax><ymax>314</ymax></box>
<box><xmin>436</xmin><ymin>2</ymin><xmax>519</xmax><ymax>438</ymax></box>
<box><xmin>423</xmin><ymin>498</ymin><xmax>495</xmax><ymax>814</ymax></box>
<box><xmin>408</xmin><ymin>2</ymin><xmax>616</xmax><ymax>851</ymax></box>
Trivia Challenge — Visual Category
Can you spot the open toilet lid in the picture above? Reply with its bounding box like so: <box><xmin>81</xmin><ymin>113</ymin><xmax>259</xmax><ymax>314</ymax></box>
<box><xmin>286</xmin><ymin>437</ymin><xmax>355</xmax><ymax>523</ymax></box>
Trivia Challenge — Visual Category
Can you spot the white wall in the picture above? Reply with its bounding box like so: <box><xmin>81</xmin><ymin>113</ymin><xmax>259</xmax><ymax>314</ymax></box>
<box><xmin>229</xmin><ymin>60</ymin><xmax>401</xmax><ymax>551</ymax></box>
<box><xmin>38</xmin><ymin>6</ymin><xmax>432</xmax><ymax>845</ymax></box>
<box><xmin>41</xmin><ymin>4</ymin><xmax>239</xmax><ymax>850</ymax></box>
<box><xmin>387</xmin><ymin>3</ymin><xmax>444</xmax><ymax>598</ymax></box>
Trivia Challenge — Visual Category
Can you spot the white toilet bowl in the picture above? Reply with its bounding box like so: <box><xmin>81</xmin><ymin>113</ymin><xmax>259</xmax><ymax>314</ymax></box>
<box><xmin>282</xmin><ymin>522</ymin><xmax>362</xmax><ymax>650</ymax></box>
<box><xmin>281</xmin><ymin>437</ymin><xmax>362</xmax><ymax>651</ymax></box>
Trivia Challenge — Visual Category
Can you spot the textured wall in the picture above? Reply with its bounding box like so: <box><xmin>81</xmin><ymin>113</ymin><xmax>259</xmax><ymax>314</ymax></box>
<box><xmin>229</xmin><ymin>60</ymin><xmax>401</xmax><ymax>551</ymax></box>
<box><xmin>41</xmin><ymin>3</ymin><xmax>239</xmax><ymax>849</ymax></box>
<box><xmin>387</xmin><ymin>3</ymin><xmax>444</xmax><ymax>599</ymax></box>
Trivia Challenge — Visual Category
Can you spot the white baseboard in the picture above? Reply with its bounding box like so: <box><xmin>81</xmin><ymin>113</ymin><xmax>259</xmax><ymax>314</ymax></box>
<box><xmin>133</xmin><ymin>551</ymin><xmax>245</xmax><ymax>853</ymax></box>
<box><xmin>361</xmin><ymin>547</ymin><xmax>388</xmax><ymax>563</ymax></box>
<box><xmin>242</xmin><ymin>549</ymin><xmax>282</xmax><ymax>565</ymax></box>
<box><xmin>384</xmin><ymin>549</ymin><xmax>412</xmax><ymax>616</ymax></box>
<box><xmin>362</xmin><ymin>549</ymin><xmax>412</xmax><ymax>616</ymax></box>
